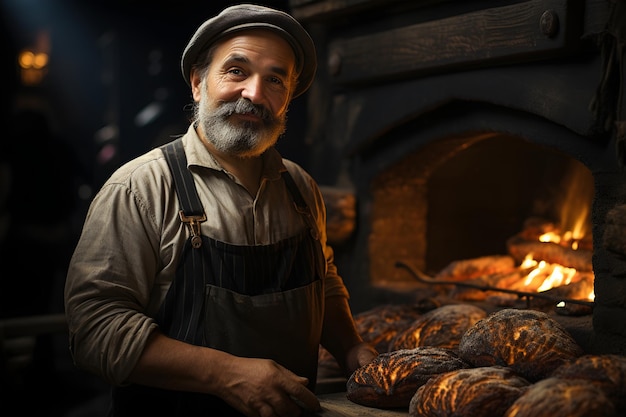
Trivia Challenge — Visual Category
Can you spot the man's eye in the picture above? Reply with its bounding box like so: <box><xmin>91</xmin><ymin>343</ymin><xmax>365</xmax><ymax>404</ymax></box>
<box><xmin>228</xmin><ymin>68</ymin><xmax>244</xmax><ymax>76</ymax></box>
<box><xmin>269</xmin><ymin>76</ymin><xmax>283</xmax><ymax>85</ymax></box>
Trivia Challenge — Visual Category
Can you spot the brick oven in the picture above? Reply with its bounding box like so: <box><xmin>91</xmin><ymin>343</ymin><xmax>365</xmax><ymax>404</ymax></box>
<box><xmin>288</xmin><ymin>0</ymin><xmax>626</xmax><ymax>356</ymax></box>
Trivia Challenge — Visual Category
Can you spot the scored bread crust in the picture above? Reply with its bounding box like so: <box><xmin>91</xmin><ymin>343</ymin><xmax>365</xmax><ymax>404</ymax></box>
<box><xmin>503</xmin><ymin>377</ymin><xmax>616</xmax><ymax>417</ymax></box>
<box><xmin>458</xmin><ymin>308</ymin><xmax>583</xmax><ymax>381</ymax></box>
<box><xmin>389</xmin><ymin>303</ymin><xmax>487</xmax><ymax>351</ymax></box>
<box><xmin>346</xmin><ymin>347</ymin><xmax>470</xmax><ymax>409</ymax></box>
<box><xmin>551</xmin><ymin>354</ymin><xmax>626</xmax><ymax>411</ymax></box>
<box><xmin>356</xmin><ymin>304</ymin><xmax>424</xmax><ymax>353</ymax></box>
<box><xmin>409</xmin><ymin>366</ymin><xmax>530</xmax><ymax>417</ymax></box>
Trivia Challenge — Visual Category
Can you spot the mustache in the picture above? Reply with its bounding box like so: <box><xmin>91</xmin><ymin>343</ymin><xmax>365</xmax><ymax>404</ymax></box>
<box><xmin>215</xmin><ymin>98</ymin><xmax>277</xmax><ymax>125</ymax></box>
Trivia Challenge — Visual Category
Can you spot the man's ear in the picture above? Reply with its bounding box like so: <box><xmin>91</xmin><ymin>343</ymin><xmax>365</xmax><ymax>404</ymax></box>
<box><xmin>190</xmin><ymin>69</ymin><xmax>202</xmax><ymax>102</ymax></box>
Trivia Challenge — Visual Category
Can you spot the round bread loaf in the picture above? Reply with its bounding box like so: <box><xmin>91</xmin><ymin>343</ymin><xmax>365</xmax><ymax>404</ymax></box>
<box><xmin>409</xmin><ymin>366</ymin><xmax>530</xmax><ymax>417</ymax></box>
<box><xmin>458</xmin><ymin>308</ymin><xmax>583</xmax><ymax>381</ymax></box>
<box><xmin>356</xmin><ymin>304</ymin><xmax>424</xmax><ymax>353</ymax></box>
<box><xmin>346</xmin><ymin>347</ymin><xmax>470</xmax><ymax>409</ymax></box>
<box><xmin>390</xmin><ymin>303</ymin><xmax>487</xmax><ymax>351</ymax></box>
<box><xmin>318</xmin><ymin>303</ymin><xmax>423</xmax><ymax>377</ymax></box>
<box><xmin>503</xmin><ymin>377</ymin><xmax>616</xmax><ymax>417</ymax></box>
<box><xmin>551</xmin><ymin>354</ymin><xmax>626</xmax><ymax>412</ymax></box>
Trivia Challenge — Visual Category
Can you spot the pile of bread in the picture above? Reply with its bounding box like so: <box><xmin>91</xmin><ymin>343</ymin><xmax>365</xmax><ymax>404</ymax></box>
<box><xmin>340</xmin><ymin>304</ymin><xmax>626</xmax><ymax>417</ymax></box>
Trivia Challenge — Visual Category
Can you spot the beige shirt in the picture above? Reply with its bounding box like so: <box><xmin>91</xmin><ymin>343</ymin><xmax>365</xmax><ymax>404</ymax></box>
<box><xmin>64</xmin><ymin>125</ymin><xmax>349</xmax><ymax>385</ymax></box>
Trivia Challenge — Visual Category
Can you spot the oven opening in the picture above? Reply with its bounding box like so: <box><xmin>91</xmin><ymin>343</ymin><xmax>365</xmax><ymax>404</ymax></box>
<box><xmin>369</xmin><ymin>131</ymin><xmax>595</xmax><ymax>307</ymax></box>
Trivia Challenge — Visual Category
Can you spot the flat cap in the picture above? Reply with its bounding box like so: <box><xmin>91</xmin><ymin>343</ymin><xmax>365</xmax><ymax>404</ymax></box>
<box><xmin>181</xmin><ymin>4</ymin><xmax>317</xmax><ymax>98</ymax></box>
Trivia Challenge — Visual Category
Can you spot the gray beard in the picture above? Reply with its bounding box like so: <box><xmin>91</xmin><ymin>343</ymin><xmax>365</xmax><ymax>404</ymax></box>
<box><xmin>195</xmin><ymin>88</ymin><xmax>287</xmax><ymax>157</ymax></box>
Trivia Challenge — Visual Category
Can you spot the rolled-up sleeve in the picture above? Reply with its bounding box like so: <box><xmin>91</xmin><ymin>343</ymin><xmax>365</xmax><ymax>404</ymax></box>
<box><xmin>64</xmin><ymin>155</ymin><xmax>171</xmax><ymax>385</ymax></box>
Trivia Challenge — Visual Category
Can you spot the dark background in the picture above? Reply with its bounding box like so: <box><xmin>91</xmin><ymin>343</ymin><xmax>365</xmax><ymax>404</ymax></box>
<box><xmin>0</xmin><ymin>1</ymin><xmax>312</xmax><ymax>415</ymax></box>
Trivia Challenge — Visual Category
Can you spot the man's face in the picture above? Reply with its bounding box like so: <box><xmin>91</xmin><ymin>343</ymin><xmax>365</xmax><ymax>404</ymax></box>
<box><xmin>192</xmin><ymin>30</ymin><xmax>297</xmax><ymax>157</ymax></box>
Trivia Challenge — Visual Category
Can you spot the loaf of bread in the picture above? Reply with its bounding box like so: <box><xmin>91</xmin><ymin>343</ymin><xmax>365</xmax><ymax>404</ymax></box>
<box><xmin>355</xmin><ymin>303</ymin><xmax>424</xmax><ymax>353</ymax></box>
<box><xmin>434</xmin><ymin>255</ymin><xmax>516</xmax><ymax>281</ymax></box>
<box><xmin>318</xmin><ymin>303</ymin><xmax>423</xmax><ymax>376</ymax></box>
<box><xmin>551</xmin><ymin>354</ymin><xmax>626</xmax><ymax>412</ymax></box>
<box><xmin>409</xmin><ymin>366</ymin><xmax>530</xmax><ymax>417</ymax></box>
<box><xmin>458</xmin><ymin>308</ymin><xmax>583</xmax><ymax>381</ymax></box>
<box><xmin>346</xmin><ymin>347</ymin><xmax>470</xmax><ymax>409</ymax></box>
<box><xmin>389</xmin><ymin>303</ymin><xmax>487</xmax><ymax>351</ymax></box>
<box><xmin>503</xmin><ymin>377</ymin><xmax>616</xmax><ymax>417</ymax></box>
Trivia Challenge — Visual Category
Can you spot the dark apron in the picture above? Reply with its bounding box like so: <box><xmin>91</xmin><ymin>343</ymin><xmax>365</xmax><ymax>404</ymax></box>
<box><xmin>110</xmin><ymin>139</ymin><xmax>326</xmax><ymax>417</ymax></box>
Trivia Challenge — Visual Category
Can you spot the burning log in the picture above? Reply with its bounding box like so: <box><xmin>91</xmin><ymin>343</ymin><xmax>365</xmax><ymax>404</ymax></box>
<box><xmin>506</xmin><ymin>234</ymin><xmax>593</xmax><ymax>272</ymax></box>
<box><xmin>527</xmin><ymin>273</ymin><xmax>594</xmax><ymax>306</ymax></box>
<box><xmin>517</xmin><ymin>217</ymin><xmax>593</xmax><ymax>251</ymax></box>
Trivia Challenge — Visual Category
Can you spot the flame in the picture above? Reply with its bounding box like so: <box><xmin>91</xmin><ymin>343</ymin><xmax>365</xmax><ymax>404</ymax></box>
<box><xmin>515</xmin><ymin>161</ymin><xmax>595</xmax><ymax>301</ymax></box>
<box><xmin>517</xmin><ymin>253</ymin><xmax>594</xmax><ymax>301</ymax></box>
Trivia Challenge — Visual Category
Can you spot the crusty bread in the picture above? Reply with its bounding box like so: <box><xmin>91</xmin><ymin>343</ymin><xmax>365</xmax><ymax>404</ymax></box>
<box><xmin>355</xmin><ymin>304</ymin><xmax>424</xmax><ymax>353</ymax></box>
<box><xmin>389</xmin><ymin>303</ymin><xmax>487</xmax><ymax>351</ymax></box>
<box><xmin>458</xmin><ymin>308</ymin><xmax>583</xmax><ymax>381</ymax></box>
<box><xmin>551</xmin><ymin>354</ymin><xmax>626</xmax><ymax>412</ymax></box>
<box><xmin>503</xmin><ymin>377</ymin><xmax>616</xmax><ymax>417</ymax></box>
<box><xmin>318</xmin><ymin>303</ymin><xmax>424</xmax><ymax>377</ymax></box>
<box><xmin>409</xmin><ymin>366</ymin><xmax>530</xmax><ymax>417</ymax></box>
<box><xmin>346</xmin><ymin>347</ymin><xmax>470</xmax><ymax>409</ymax></box>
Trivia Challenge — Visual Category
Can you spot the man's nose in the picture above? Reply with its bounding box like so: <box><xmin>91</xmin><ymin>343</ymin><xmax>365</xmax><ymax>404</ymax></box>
<box><xmin>240</xmin><ymin>75</ymin><xmax>265</xmax><ymax>104</ymax></box>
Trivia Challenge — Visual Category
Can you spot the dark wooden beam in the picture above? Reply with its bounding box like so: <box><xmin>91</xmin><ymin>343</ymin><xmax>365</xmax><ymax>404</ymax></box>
<box><xmin>326</xmin><ymin>0</ymin><xmax>581</xmax><ymax>85</ymax></box>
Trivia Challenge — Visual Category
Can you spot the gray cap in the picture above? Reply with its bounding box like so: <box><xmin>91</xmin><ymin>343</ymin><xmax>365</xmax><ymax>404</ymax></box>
<box><xmin>181</xmin><ymin>4</ymin><xmax>317</xmax><ymax>98</ymax></box>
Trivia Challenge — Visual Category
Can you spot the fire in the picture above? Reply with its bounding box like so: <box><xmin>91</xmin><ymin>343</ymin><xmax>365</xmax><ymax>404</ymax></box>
<box><xmin>520</xmin><ymin>254</ymin><xmax>580</xmax><ymax>291</ymax></box>
<box><xmin>514</xmin><ymin>161</ymin><xmax>595</xmax><ymax>301</ymax></box>
<box><xmin>517</xmin><ymin>245</ymin><xmax>594</xmax><ymax>301</ymax></box>
<box><xmin>539</xmin><ymin>230</ymin><xmax>583</xmax><ymax>250</ymax></box>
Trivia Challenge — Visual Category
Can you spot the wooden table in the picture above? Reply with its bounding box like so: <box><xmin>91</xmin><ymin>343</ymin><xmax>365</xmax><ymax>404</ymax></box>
<box><xmin>307</xmin><ymin>392</ymin><xmax>409</xmax><ymax>417</ymax></box>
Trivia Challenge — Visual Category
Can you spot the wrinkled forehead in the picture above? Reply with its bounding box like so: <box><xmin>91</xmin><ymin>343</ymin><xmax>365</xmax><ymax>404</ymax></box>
<box><xmin>211</xmin><ymin>29</ymin><xmax>298</xmax><ymax>71</ymax></box>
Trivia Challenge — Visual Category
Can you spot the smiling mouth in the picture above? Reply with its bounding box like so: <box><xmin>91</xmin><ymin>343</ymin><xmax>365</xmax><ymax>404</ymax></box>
<box><xmin>231</xmin><ymin>112</ymin><xmax>263</xmax><ymax>123</ymax></box>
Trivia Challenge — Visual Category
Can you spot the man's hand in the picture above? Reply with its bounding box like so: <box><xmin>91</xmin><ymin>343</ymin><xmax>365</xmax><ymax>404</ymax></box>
<box><xmin>216</xmin><ymin>356</ymin><xmax>321</xmax><ymax>417</ymax></box>
<box><xmin>345</xmin><ymin>342</ymin><xmax>379</xmax><ymax>375</ymax></box>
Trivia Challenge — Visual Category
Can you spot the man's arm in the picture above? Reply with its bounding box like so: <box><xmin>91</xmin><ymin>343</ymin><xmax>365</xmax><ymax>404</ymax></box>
<box><xmin>128</xmin><ymin>330</ymin><xmax>321</xmax><ymax>416</ymax></box>
<box><xmin>320</xmin><ymin>295</ymin><xmax>379</xmax><ymax>376</ymax></box>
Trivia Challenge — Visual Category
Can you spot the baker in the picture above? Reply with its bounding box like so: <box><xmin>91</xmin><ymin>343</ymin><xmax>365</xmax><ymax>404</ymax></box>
<box><xmin>64</xmin><ymin>4</ymin><xmax>378</xmax><ymax>417</ymax></box>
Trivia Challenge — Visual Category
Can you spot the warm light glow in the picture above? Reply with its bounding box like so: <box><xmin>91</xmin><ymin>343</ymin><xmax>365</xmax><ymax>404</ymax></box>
<box><xmin>18</xmin><ymin>49</ymin><xmax>49</xmax><ymax>86</ymax></box>
<box><xmin>18</xmin><ymin>50</ymin><xmax>34</xmax><ymax>67</ymax></box>
<box><xmin>539</xmin><ymin>232</ymin><xmax>560</xmax><ymax>244</ymax></box>
<box><xmin>520</xmin><ymin>254</ymin><xmax>537</xmax><ymax>269</ymax></box>
<box><xmin>513</xmin><ymin>161</ymin><xmax>595</xmax><ymax>301</ymax></box>
<box><xmin>18</xmin><ymin>50</ymin><xmax>48</xmax><ymax>69</ymax></box>
<box><xmin>535</xmin><ymin>264</ymin><xmax>576</xmax><ymax>292</ymax></box>
<box><xmin>32</xmin><ymin>52</ymin><xmax>48</xmax><ymax>68</ymax></box>
<box><xmin>517</xmin><ymin>250</ymin><xmax>590</xmax><ymax>299</ymax></box>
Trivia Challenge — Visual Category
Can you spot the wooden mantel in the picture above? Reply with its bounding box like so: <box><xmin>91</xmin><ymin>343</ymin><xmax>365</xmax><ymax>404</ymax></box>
<box><xmin>290</xmin><ymin>0</ymin><xmax>612</xmax><ymax>87</ymax></box>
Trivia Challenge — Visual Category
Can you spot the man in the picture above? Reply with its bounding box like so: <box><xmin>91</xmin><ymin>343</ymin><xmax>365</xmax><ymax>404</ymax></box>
<box><xmin>64</xmin><ymin>4</ymin><xmax>378</xmax><ymax>416</ymax></box>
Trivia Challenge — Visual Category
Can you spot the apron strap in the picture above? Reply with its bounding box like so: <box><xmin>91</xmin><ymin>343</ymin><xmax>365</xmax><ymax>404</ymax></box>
<box><xmin>160</xmin><ymin>138</ymin><xmax>319</xmax><ymax>245</ymax></box>
<box><xmin>161</xmin><ymin>139</ymin><xmax>206</xmax><ymax>249</ymax></box>
<box><xmin>281</xmin><ymin>170</ymin><xmax>320</xmax><ymax>240</ymax></box>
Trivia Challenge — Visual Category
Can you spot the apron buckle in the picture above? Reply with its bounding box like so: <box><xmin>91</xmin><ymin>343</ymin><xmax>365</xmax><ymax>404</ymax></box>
<box><xmin>179</xmin><ymin>210</ymin><xmax>206</xmax><ymax>249</ymax></box>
